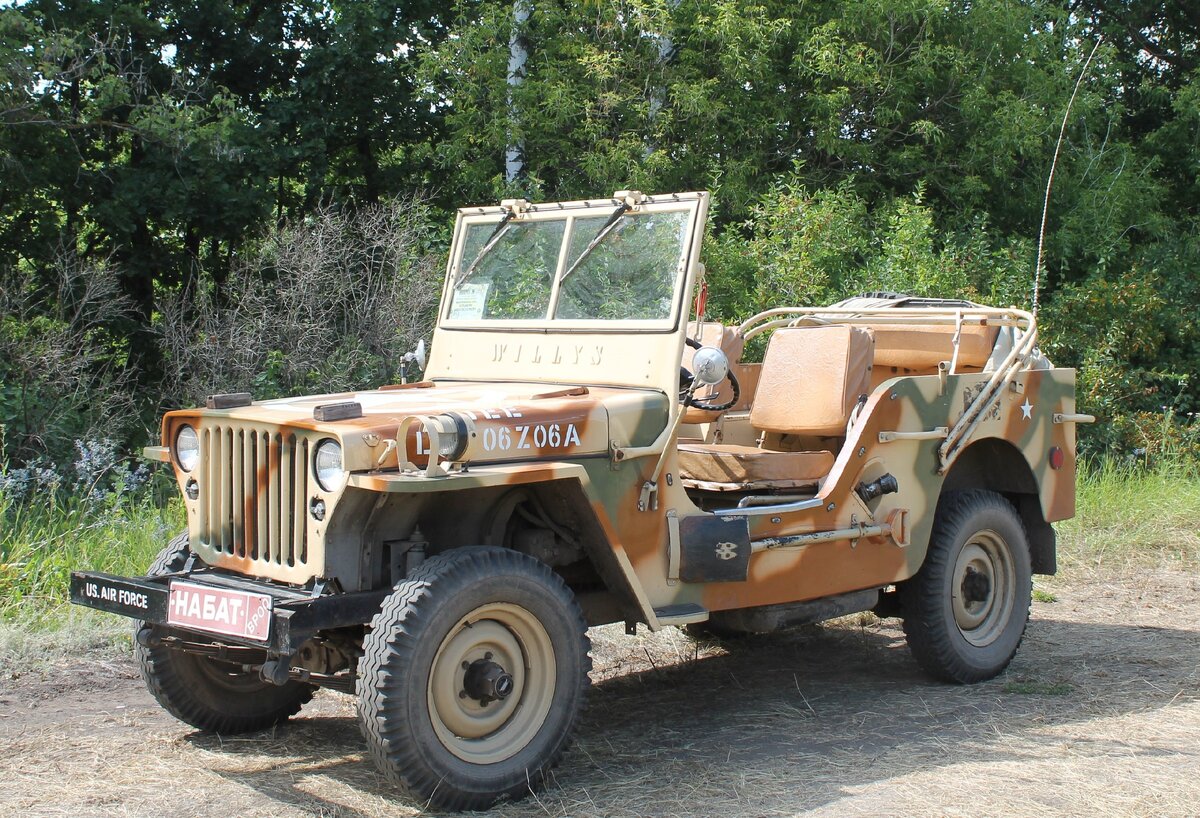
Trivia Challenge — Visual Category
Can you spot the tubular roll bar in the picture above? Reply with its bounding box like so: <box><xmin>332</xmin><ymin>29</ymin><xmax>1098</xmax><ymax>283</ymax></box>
<box><xmin>735</xmin><ymin>305</ymin><xmax>1039</xmax><ymax>474</ymax></box>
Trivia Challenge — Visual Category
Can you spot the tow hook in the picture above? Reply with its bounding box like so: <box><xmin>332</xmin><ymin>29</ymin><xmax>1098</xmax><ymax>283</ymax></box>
<box><xmin>260</xmin><ymin>657</ymin><xmax>293</xmax><ymax>686</ymax></box>
<box><xmin>135</xmin><ymin>625</ymin><xmax>162</xmax><ymax>649</ymax></box>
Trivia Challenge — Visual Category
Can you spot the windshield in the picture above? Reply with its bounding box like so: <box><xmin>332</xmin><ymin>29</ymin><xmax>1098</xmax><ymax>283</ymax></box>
<box><xmin>445</xmin><ymin>204</ymin><xmax>694</xmax><ymax>325</ymax></box>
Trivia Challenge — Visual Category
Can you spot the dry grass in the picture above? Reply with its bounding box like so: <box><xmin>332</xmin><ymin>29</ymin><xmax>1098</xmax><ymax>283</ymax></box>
<box><xmin>3</xmin><ymin>567</ymin><xmax>1200</xmax><ymax>818</ymax></box>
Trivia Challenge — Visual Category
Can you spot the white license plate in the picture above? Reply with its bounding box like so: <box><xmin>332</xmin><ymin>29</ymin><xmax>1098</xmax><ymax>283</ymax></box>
<box><xmin>167</xmin><ymin>581</ymin><xmax>272</xmax><ymax>642</ymax></box>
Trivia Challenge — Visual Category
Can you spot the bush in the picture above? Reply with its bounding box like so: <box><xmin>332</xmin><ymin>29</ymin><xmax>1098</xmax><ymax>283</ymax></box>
<box><xmin>0</xmin><ymin>437</ymin><xmax>182</xmax><ymax>621</ymax></box>
<box><xmin>0</xmin><ymin>253</ymin><xmax>138</xmax><ymax>467</ymax></box>
<box><xmin>155</xmin><ymin>196</ymin><xmax>442</xmax><ymax>408</ymax></box>
<box><xmin>1040</xmin><ymin>256</ymin><xmax>1199</xmax><ymax>460</ymax></box>
<box><xmin>705</xmin><ymin>176</ymin><xmax>1035</xmax><ymax>322</ymax></box>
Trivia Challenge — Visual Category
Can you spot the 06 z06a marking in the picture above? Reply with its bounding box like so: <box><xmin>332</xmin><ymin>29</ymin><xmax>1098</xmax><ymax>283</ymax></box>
<box><xmin>483</xmin><ymin>422</ymin><xmax>582</xmax><ymax>453</ymax></box>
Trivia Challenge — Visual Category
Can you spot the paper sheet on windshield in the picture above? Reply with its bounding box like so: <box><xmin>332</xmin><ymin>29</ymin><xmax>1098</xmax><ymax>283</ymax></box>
<box><xmin>449</xmin><ymin>282</ymin><xmax>490</xmax><ymax>320</ymax></box>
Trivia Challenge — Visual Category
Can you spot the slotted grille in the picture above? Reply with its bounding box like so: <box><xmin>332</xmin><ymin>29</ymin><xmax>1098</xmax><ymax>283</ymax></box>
<box><xmin>198</xmin><ymin>425</ymin><xmax>309</xmax><ymax>568</ymax></box>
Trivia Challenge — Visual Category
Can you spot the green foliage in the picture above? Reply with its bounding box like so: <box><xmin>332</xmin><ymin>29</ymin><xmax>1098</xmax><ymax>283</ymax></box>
<box><xmin>0</xmin><ymin>0</ymin><xmax>1196</xmax><ymax>464</ymax></box>
<box><xmin>0</xmin><ymin>255</ymin><xmax>138</xmax><ymax>465</ymax></box>
<box><xmin>1040</xmin><ymin>228</ymin><xmax>1200</xmax><ymax>457</ymax></box>
<box><xmin>0</xmin><ymin>492</ymin><xmax>184</xmax><ymax>622</ymax></box>
<box><xmin>705</xmin><ymin>176</ymin><xmax>1032</xmax><ymax>319</ymax></box>
<box><xmin>557</xmin><ymin>210</ymin><xmax>688</xmax><ymax>320</ymax></box>
<box><xmin>155</xmin><ymin>198</ymin><xmax>441</xmax><ymax>407</ymax></box>
<box><xmin>0</xmin><ymin>438</ymin><xmax>183</xmax><ymax>622</ymax></box>
<box><xmin>1057</xmin><ymin>455</ymin><xmax>1200</xmax><ymax>570</ymax></box>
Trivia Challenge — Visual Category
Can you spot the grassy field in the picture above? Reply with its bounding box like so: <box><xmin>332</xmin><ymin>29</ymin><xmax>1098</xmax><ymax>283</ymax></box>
<box><xmin>1056</xmin><ymin>458</ymin><xmax>1200</xmax><ymax>570</ymax></box>
<box><xmin>0</xmin><ymin>493</ymin><xmax>184</xmax><ymax>625</ymax></box>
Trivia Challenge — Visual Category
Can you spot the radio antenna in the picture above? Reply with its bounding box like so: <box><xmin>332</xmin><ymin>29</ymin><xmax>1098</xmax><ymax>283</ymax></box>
<box><xmin>1033</xmin><ymin>36</ymin><xmax>1102</xmax><ymax>316</ymax></box>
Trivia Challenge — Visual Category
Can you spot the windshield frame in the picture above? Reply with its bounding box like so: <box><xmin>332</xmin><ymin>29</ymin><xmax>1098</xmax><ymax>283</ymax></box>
<box><xmin>438</xmin><ymin>193</ymin><xmax>705</xmax><ymax>333</ymax></box>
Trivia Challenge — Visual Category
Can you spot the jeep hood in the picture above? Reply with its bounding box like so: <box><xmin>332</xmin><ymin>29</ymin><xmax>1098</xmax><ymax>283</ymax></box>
<box><xmin>161</xmin><ymin>381</ymin><xmax>670</xmax><ymax>473</ymax></box>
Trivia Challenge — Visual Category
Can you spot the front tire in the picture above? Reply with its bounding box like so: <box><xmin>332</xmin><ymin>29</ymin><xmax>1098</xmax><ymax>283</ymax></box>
<box><xmin>135</xmin><ymin>532</ymin><xmax>315</xmax><ymax>733</ymax></box>
<box><xmin>899</xmin><ymin>491</ymin><xmax>1032</xmax><ymax>684</ymax></box>
<box><xmin>358</xmin><ymin>547</ymin><xmax>591</xmax><ymax>811</ymax></box>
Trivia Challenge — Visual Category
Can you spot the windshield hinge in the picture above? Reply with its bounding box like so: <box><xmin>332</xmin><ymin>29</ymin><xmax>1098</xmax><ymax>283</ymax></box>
<box><xmin>613</xmin><ymin>190</ymin><xmax>645</xmax><ymax>208</ymax></box>
<box><xmin>638</xmin><ymin>480</ymin><xmax>658</xmax><ymax>513</ymax></box>
<box><xmin>500</xmin><ymin>198</ymin><xmax>530</xmax><ymax>216</ymax></box>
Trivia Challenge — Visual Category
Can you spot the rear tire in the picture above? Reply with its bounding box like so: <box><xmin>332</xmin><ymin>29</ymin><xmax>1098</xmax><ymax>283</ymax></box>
<box><xmin>134</xmin><ymin>532</ymin><xmax>314</xmax><ymax>733</ymax></box>
<box><xmin>899</xmin><ymin>491</ymin><xmax>1032</xmax><ymax>684</ymax></box>
<box><xmin>358</xmin><ymin>547</ymin><xmax>591</xmax><ymax>811</ymax></box>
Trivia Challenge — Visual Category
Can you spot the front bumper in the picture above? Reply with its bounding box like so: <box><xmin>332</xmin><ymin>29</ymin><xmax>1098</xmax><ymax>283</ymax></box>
<box><xmin>69</xmin><ymin>570</ymin><xmax>388</xmax><ymax>654</ymax></box>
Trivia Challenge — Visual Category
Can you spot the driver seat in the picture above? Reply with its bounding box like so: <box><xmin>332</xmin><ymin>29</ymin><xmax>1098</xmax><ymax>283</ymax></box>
<box><xmin>678</xmin><ymin>325</ymin><xmax>874</xmax><ymax>491</ymax></box>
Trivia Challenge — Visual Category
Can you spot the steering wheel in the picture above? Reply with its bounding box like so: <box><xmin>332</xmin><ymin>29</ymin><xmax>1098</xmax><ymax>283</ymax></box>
<box><xmin>679</xmin><ymin>337</ymin><xmax>741</xmax><ymax>412</ymax></box>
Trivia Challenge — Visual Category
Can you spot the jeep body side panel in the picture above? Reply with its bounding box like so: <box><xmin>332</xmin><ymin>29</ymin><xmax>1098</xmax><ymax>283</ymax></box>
<box><xmin>589</xmin><ymin>367</ymin><xmax>1076</xmax><ymax>622</ymax></box>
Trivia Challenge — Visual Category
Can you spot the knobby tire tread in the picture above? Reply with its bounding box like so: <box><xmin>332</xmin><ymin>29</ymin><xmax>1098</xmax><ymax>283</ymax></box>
<box><xmin>358</xmin><ymin>547</ymin><xmax>591</xmax><ymax>811</ymax></box>
<box><xmin>135</xmin><ymin>532</ymin><xmax>314</xmax><ymax>734</ymax></box>
<box><xmin>899</xmin><ymin>490</ymin><xmax>1032</xmax><ymax>684</ymax></box>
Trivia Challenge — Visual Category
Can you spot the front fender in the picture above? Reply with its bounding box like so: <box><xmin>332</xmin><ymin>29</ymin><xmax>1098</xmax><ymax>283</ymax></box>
<box><xmin>346</xmin><ymin>462</ymin><xmax>659</xmax><ymax>628</ymax></box>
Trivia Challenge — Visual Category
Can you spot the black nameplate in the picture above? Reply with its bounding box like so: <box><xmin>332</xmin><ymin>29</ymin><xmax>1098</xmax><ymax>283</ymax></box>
<box><xmin>206</xmin><ymin>392</ymin><xmax>253</xmax><ymax>409</ymax></box>
<box><xmin>314</xmin><ymin>402</ymin><xmax>363</xmax><ymax>421</ymax></box>
<box><xmin>70</xmin><ymin>572</ymin><xmax>169</xmax><ymax>622</ymax></box>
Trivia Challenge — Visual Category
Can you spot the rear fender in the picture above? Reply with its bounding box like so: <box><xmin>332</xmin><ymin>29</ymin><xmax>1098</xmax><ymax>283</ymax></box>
<box><xmin>941</xmin><ymin>437</ymin><xmax>1057</xmax><ymax>575</ymax></box>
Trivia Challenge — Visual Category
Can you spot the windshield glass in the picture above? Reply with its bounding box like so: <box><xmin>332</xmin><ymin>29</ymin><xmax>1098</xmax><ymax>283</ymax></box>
<box><xmin>443</xmin><ymin>204</ymin><xmax>694</xmax><ymax>324</ymax></box>
<box><xmin>556</xmin><ymin>210</ymin><xmax>688</xmax><ymax>320</ymax></box>
<box><xmin>449</xmin><ymin>220</ymin><xmax>564</xmax><ymax>320</ymax></box>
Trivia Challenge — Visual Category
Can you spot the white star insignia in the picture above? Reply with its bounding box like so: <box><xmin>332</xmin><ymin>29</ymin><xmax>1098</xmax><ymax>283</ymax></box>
<box><xmin>1020</xmin><ymin>398</ymin><xmax>1033</xmax><ymax>419</ymax></box>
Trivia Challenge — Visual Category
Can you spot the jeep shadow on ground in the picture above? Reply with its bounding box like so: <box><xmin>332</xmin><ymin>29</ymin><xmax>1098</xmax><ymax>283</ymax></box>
<box><xmin>189</xmin><ymin>615</ymin><xmax>1200</xmax><ymax>817</ymax></box>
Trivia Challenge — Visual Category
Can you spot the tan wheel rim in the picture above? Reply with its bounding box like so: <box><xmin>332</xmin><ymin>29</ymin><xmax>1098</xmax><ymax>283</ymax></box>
<box><xmin>427</xmin><ymin>602</ymin><xmax>556</xmax><ymax>764</ymax></box>
<box><xmin>951</xmin><ymin>529</ymin><xmax>1016</xmax><ymax>648</ymax></box>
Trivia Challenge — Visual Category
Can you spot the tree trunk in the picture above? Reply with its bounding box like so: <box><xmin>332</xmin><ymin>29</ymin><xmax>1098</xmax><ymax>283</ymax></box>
<box><xmin>505</xmin><ymin>0</ymin><xmax>532</xmax><ymax>184</ymax></box>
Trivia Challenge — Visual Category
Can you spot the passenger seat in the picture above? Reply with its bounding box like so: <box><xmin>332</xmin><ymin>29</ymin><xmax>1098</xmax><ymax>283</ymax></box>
<box><xmin>678</xmin><ymin>325</ymin><xmax>875</xmax><ymax>491</ymax></box>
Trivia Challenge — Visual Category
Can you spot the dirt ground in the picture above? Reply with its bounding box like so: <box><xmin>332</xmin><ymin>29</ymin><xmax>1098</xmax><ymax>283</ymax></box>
<box><xmin>2</xmin><ymin>567</ymin><xmax>1199</xmax><ymax>818</ymax></box>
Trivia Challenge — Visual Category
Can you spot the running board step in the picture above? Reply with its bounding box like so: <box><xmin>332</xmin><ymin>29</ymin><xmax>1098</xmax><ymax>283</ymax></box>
<box><xmin>653</xmin><ymin>603</ymin><xmax>709</xmax><ymax>625</ymax></box>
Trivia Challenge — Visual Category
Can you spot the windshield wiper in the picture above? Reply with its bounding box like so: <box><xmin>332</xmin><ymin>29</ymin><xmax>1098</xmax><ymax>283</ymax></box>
<box><xmin>559</xmin><ymin>202</ymin><xmax>632</xmax><ymax>283</ymax></box>
<box><xmin>454</xmin><ymin>211</ymin><xmax>516</xmax><ymax>289</ymax></box>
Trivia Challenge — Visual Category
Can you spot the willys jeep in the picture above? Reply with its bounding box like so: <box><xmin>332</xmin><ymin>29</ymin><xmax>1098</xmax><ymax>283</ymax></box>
<box><xmin>70</xmin><ymin>190</ymin><xmax>1091</xmax><ymax>810</ymax></box>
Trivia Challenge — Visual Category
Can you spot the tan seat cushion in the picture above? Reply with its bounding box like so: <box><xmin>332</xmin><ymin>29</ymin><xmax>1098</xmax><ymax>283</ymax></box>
<box><xmin>684</xmin><ymin>321</ymin><xmax>746</xmax><ymax>364</ymax></box>
<box><xmin>868</xmin><ymin>323</ymin><xmax>999</xmax><ymax>370</ymax></box>
<box><xmin>751</xmin><ymin>325</ymin><xmax>875</xmax><ymax>436</ymax></box>
<box><xmin>678</xmin><ymin>443</ymin><xmax>834</xmax><ymax>491</ymax></box>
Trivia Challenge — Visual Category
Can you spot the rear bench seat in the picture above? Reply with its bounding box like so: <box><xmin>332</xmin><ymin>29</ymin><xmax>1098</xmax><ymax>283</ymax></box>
<box><xmin>867</xmin><ymin>320</ymin><xmax>1000</xmax><ymax>390</ymax></box>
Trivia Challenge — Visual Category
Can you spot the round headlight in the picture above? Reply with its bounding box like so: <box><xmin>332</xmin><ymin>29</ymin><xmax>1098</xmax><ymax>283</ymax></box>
<box><xmin>435</xmin><ymin>414</ymin><xmax>469</xmax><ymax>461</ymax></box>
<box><xmin>175</xmin><ymin>425</ymin><xmax>200</xmax><ymax>472</ymax></box>
<box><xmin>314</xmin><ymin>439</ymin><xmax>345</xmax><ymax>492</ymax></box>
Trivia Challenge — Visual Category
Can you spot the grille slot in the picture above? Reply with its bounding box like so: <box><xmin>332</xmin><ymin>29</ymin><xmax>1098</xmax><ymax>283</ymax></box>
<box><xmin>198</xmin><ymin>425</ymin><xmax>309</xmax><ymax>567</ymax></box>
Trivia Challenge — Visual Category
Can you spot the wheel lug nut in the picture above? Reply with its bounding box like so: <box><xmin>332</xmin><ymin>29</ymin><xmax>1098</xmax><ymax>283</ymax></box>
<box><xmin>459</xmin><ymin>690</ymin><xmax>467</xmax><ymax>699</ymax></box>
<box><xmin>484</xmin><ymin>652</ymin><xmax>493</xmax><ymax>661</ymax></box>
<box><xmin>462</xmin><ymin>661</ymin><xmax>470</xmax><ymax>669</ymax></box>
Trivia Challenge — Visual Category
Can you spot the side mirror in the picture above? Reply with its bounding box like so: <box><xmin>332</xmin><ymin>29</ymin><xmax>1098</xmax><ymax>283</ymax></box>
<box><xmin>691</xmin><ymin>346</ymin><xmax>729</xmax><ymax>386</ymax></box>
<box><xmin>400</xmin><ymin>340</ymin><xmax>427</xmax><ymax>384</ymax></box>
